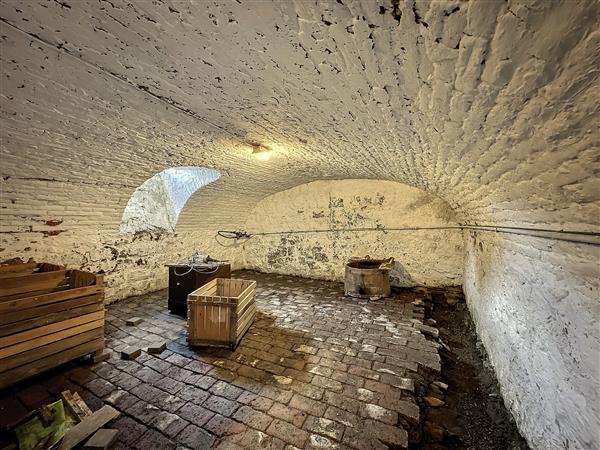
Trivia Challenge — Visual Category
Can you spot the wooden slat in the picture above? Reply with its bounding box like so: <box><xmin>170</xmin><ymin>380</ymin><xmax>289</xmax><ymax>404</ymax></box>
<box><xmin>236</xmin><ymin>288</ymin><xmax>254</xmax><ymax>308</ymax></box>
<box><xmin>1</xmin><ymin>328</ymin><xmax>104</xmax><ymax>372</ymax></box>
<box><xmin>61</xmin><ymin>390</ymin><xmax>93</xmax><ymax>421</ymax></box>
<box><xmin>237</xmin><ymin>304</ymin><xmax>256</xmax><ymax>334</ymax></box>
<box><xmin>236</xmin><ymin>311</ymin><xmax>255</xmax><ymax>345</ymax></box>
<box><xmin>0</xmin><ymin>262</ymin><xmax>38</xmax><ymax>273</ymax></box>
<box><xmin>58</xmin><ymin>405</ymin><xmax>119</xmax><ymax>450</ymax></box>
<box><xmin>0</xmin><ymin>318</ymin><xmax>104</xmax><ymax>359</ymax></box>
<box><xmin>189</xmin><ymin>278</ymin><xmax>216</xmax><ymax>299</ymax></box>
<box><xmin>0</xmin><ymin>285</ymin><xmax>69</xmax><ymax>302</ymax></box>
<box><xmin>38</xmin><ymin>263</ymin><xmax>64</xmax><ymax>273</ymax></box>
<box><xmin>0</xmin><ymin>311</ymin><xmax>104</xmax><ymax>349</ymax></box>
<box><xmin>0</xmin><ymin>285</ymin><xmax>102</xmax><ymax>313</ymax></box>
<box><xmin>237</xmin><ymin>293</ymin><xmax>256</xmax><ymax>320</ymax></box>
<box><xmin>0</xmin><ymin>270</ymin><xmax>68</xmax><ymax>297</ymax></box>
<box><xmin>1</xmin><ymin>293</ymin><xmax>103</xmax><ymax>327</ymax></box>
<box><xmin>0</xmin><ymin>338</ymin><xmax>104</xmax><ymax>389</ymax></box>
<box><xmin>0</xmin><ymin>301</ymin><xmax>104</xmax><ymax>336</ymax></box>
<box><xmin>69</xmin><ymin>270</ymin><xmax>98</xmax><ymax>289</ymax></box>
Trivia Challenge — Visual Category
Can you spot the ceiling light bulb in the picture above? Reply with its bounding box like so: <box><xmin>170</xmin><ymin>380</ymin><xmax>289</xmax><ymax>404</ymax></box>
<box><xmin>251</xmin><ymin>144</ymin><xmax>271</xmax><ymax>161</ymax></box>
<box><xmin>254</xmin><ymin>151</ymin><xmax>271</xmax><ymax>161</ymax></box>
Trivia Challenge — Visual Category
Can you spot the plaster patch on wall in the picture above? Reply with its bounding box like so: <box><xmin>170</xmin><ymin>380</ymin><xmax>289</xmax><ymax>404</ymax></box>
<box><xmin>242</xmin><ymin>180</ymin><xmax>463</xmax><ymax>286</ymax></box>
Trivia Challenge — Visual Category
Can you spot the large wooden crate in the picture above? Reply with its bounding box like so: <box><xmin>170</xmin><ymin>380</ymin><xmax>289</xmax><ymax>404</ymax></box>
<box><xmin>188</xmin><ymin>278</ymin><xmax>256</xmax><ymax>349</ymax></box>
<box><xmin>0</xmin><ymin>261</ymin><xmax>64</xmax><ymax>277</ymax></box>
<box><xmin>0</xmin><ymin>263</ymin><xmax>105</xmax><ymax>389</ymax></box>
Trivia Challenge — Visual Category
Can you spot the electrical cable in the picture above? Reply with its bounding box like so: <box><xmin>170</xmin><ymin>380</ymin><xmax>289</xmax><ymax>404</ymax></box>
<box><xmin>216</xmin><ymin>225</ymin><xmax>600</xmax><ymax>246</ymax></box>
<box><xmin>173</xmin><ymin>265</ymin><xmax>220</xmax><ymax>276</ymax></box>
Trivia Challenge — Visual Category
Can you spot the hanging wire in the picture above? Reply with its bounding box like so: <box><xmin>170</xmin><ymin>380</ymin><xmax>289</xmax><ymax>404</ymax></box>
<box><xmin>215</xmin><ymin>225</ymin><xmax>600</xmax><ymax>246</ymax></box>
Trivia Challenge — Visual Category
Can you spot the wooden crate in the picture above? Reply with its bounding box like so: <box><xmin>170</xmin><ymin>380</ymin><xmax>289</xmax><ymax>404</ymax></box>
<box><xmin>0</xmin><ymin>261</ymin><xmax>64</xmax><ymax>278</ymax></box>
<box><xmin>0</xmin><ymin>264</ymin><xmax>105</xmax><ymax>389</ymax></box>
<box><xmin>188</xmin><ymin>278</ymin><xmax>256</xmax><ymax>349</ymax></box>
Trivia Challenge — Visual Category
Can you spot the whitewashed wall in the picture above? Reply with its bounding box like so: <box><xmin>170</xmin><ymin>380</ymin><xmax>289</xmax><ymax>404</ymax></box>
<box><xmin>242</xmin><ymin>180</ymin><xmax>463</xmax><ymax>287</ymax></box>
<box><xmin>1</xmin><ymin>1</ymin><xmax>598</xmax><ymax>448</ymax></box>
<box><xmin>463</xmin><ymin>232</ymin><xmax>600</xmax><ymax>450</ymax></box>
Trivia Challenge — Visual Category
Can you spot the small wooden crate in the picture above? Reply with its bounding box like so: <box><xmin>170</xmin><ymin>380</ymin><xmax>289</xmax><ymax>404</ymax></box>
<box><xmin>0</xmin><ymin>263</ymin><xmax>105</xmax><ymax>389</ymax></box>
<box><xmin>187</xmin><ymin>278</ymin><xmax>256</xmax><ymax>349</ymax></box>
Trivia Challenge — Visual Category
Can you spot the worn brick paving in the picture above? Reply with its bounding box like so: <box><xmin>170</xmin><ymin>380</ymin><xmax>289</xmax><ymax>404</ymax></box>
<box><xmin>0</xmin><ymin>271</ymin><xmax>444</xmax><ymax>449</ymax></box>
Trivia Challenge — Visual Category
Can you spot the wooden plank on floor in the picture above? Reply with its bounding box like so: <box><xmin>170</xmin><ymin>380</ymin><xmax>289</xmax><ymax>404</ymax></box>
<box><xmin>0</xmin><ymin>311</ymin><xmax>104</xmax><ymax>350</ymax></box>
<box><xmin>0</xmin><ymin>338</ymin><xmax>104</xmax><ymax>389</ymax></box>
<box><xmin>58</xmin><ymin>405</ymin><xmax>119</xmax><ymax>450</ymax></box>
<box><xmin>83</xmin><ymin>429</ymin><xmax>119</xmax><ymax>450</ymax></box>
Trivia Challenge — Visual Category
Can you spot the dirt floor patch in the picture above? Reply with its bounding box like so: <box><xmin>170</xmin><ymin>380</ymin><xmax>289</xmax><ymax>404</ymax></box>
<box><xmin>420</xmin><ymin>292</ymin><xmax>530</xmax><ymax>450</ymax></box>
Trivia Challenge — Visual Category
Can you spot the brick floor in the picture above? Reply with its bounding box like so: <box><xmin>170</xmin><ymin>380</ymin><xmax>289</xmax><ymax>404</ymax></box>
<box><xmin>0</xmin><ymin>271</ymin><xmax>443</xmax><ymax>449</ymax></box>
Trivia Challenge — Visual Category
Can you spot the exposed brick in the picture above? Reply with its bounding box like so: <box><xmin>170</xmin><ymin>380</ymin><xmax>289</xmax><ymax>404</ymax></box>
<box><xmin>266</xmin><ymin>419</ymin><xmax>309</xmax><ymax>448</ymax></box>
<box><xmin>175</xmin><ymin>424</ymin><xmax>216</xmax><ymax>450</ymax></box>
<box><xmin>152</xmin><ymin>411</ymin><xmax>189</xmax><ymax>438</ymax></box>
<box><xmin>203</xmin><ymin>395</ymin><xmax>240</xmax><ymax>417</ymax></box>
<box><xmin>238</xmin><ymin>429</ymin><xmax>286</xmax><ymax>450</ymax></box>
<box><xmin>303</xmin><ymin>416</ymin><xmax>345</xmax><ymax>441</ymax></box>
<box><xmin>233</xmin><ymin>405</ymin><xmax>274</xmax><ymax>431</ymax></box>
<box><xmin>112</xmin><ymin>416</ymin><xmax>147</xmax><ymax>446</ymax></box>
<box><xmin>289</xmin><ymin>394</ymin><xmax>327</xmax><ymax>417</ymax></box>
<box><xmin>209</xmin><ymin>381</ymin><xmax>244</xmax><ymax>400</ymax></box>
<box><xmin>204</xmin><ymin>414</ymin><xmax>247</xmax><ymax>437</ymax></box>
<box><xmin>176</xmin><ymin>403</ymin><xmax>214</xmax><ymax>426</ymax></box>
<box><xmin>267</xmin><ymin>402</ymin><xmax>308</xmax><ymax>428</ymax></box>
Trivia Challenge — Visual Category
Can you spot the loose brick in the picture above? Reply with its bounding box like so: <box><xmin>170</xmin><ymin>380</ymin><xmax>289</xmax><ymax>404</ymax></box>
<box><xmin>121</xmin><ymin>347</ymin><xmax>141</xmax><ymax>360</ymax></box>
<box><xmin>126</xmin><ymin>317</ymin><xmax>143</xmax><ymax>326</ymax></box>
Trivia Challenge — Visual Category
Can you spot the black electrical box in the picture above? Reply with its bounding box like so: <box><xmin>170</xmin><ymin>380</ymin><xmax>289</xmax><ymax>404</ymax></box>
<box><xmin>166</xmin><ymin>262</ymin><xmax>231</xmax><ymax>316</ymax></box>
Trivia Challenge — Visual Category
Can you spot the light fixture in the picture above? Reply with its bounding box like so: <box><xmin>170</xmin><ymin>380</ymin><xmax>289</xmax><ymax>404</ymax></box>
<box><xmin>251</xmin><ymin>144</ymin><xmax>271</xmax><ymax>161</ymax></box>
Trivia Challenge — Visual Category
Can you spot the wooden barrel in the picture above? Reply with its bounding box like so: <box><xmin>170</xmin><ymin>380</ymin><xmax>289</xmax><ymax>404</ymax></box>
<box><xmin>344</xmin><ymin>259</ymin><xmax>391</xmax><ymax>298</ymax></box>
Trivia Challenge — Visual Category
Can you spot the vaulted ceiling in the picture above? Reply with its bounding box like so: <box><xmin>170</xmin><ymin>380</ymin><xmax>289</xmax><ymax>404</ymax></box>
<box><xmin>1</xmin><ymin>0</ymin><xmax>598</xmax><ymax>233</ymax></box>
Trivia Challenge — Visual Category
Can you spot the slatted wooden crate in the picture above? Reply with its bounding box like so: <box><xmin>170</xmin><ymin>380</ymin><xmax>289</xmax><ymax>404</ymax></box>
<box><xmin>0</xmin><ymin>261</ymin><xmax>64</xmax><ymax>277</ymax></box>
<box><xmin>0</xmin><ymin>263</ymin><xmax>105</xmax><ymax>389</ymax></box>
<box><xmin>188</xmin><ymin>278</ymin><xmax>256</xmax><ymax>349</ymax></box>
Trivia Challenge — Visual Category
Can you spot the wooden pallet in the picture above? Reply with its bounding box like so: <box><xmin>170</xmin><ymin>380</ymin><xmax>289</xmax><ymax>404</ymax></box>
<box><xmin>188</xmin><ymin>278</ymin><xmax>256</xmax><ymax>349</ymax></box>
<box><xmin>0</xmin><ymin>263</ymin><xmax>105</xmax><ymax>389</ymax></box>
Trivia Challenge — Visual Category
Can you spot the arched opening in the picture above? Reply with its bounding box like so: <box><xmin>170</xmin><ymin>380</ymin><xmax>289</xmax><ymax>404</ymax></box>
<box><xmin>120</xmin><ymin>167</ymin><xmax>220</xmax><ymax>234</ymax></box>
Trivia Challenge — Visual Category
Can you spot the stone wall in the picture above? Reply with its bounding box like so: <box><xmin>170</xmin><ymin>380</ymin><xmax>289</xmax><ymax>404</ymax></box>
<box><xmin>242</xmin><ymin>180</ymin><xmax>463</xmax><ymax>287</ymax></box>
<box><xmin>0</xmin><ymin>175</ymin><xmax>240</xmax><ymax>302</ymax></box>
<box><xmin>463</xmin><ymin>231</ymin><xmax>600</xmax><ymax>450</ymax></box>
